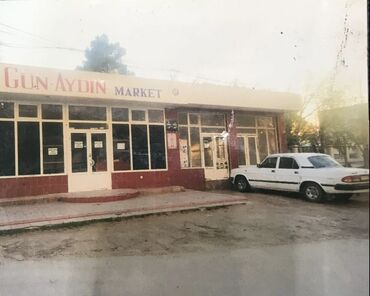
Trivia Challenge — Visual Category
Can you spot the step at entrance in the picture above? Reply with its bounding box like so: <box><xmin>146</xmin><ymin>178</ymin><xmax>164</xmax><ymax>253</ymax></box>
<box><xmin>58</xmin><ymin>189</ymin><xmax>139</xmax><ymax>203</ymax></box>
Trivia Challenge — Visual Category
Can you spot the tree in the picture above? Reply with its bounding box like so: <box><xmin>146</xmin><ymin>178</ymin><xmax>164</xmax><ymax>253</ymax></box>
<box><xmin>285</xmin><ymin>112</ymin><xmax>320</xmax><ymax>151</ymax></box>
<box><xmin>319</xmin><ymin>104</ymin><xmax>369</xmax><ymax>168</ymax></box>
<box><xmin>78</xmin><ymin>34</ymin><xmax>133</xmax><ymax>75</ymax></box>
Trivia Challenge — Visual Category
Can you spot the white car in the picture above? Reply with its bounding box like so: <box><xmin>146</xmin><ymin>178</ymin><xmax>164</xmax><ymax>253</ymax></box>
<box><xmin>230</xmin><ymin>153</ymin><xmax>369</xmax><ymax>202</ymax></box>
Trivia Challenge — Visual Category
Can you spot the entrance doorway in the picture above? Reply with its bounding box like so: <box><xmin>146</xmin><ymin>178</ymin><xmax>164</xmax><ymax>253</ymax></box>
<box><xmin>237</xmin><ymin>135</ymin><xmax>259</xmax><ymax>166</ymax></box>
<box><xmin>68</xmin><ymin>130</ymin><xmax>111</xmax><ymax>192</ymax></box>
<box><xmin>201</xmin><ymin>134</ymin><xmax>229</xmax><ymax>180</ymax></box>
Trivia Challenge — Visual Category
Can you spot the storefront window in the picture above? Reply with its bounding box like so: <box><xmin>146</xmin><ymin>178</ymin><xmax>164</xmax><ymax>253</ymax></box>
<box><xmin>257</xmin><ymin>116</ymin><xmax>274</xmax><ymax>128</ymax></box>
<box><xmin>148</xmin><ymin>110</ymin><xmax>164</xmax><ymax>123</ymax></box>
<box><xmin>237</xmin><ymin>137</ymin><xmax>246</xmax><ymax>166</ymax></box>
<box><xmin>131</xmin><ymin>125</ymin><xmax>149</xmax><ymax>170</ymax></box>
<box><xmin>268</xmin><ymin>130</ymin><xmax>277</xmax><ymax>154</ymax></box>
<box><xmin>19</xmin><ymin>104</ymin><xmax>38</xmax><ymax>118</ymax></box>
<box><xmin>69</xmin><ymin>105</ymin><xmax>106</xmax><ymax>121</ymax></box>
<box><xmin>112</xmin><ymin>108</ymin><xmax>129</xmax><ymax>122</ymax></box>
<box><xmin>131</xmin><ymin>110</ymin><xmax>146</xmax><ymax>121</ymax></box>
<box><xmin>190</xmin><ymin>127</ymin><xmax>201</xmax><ymax>167</ymax></box>
<box><xmin>236</xmin><ymin>114</ymin><xmax>256</xmax><ymax>127</ymax></box>
<box><xmin>179</xmin><ymin>126</ymin><xmax>190</xmax><ymax>168</ymax></box>
<box><xmin>189</xmin><ymin>113</ymin><xmax>199</xmax><ymax>125</ymax></box>
<box><xmin>149</xmin><ymin>125</ymin><xmax>166</xmax><ymax>169</ymax></box>
<box><xmin>42</xmin><ymin>104</ymin><xmax>63</xmax><ymax>120</ymax></box>
<box><xmin>18</xmin><ymin>122</ymin><xmax>40</xmax><ymax>175</ymax></box>
<box><xmin>258</xmin><ymin>130</ymin><xmax>268</xmax><ymax>161</ymax></box>
<box><xmin>112</xmin><ymin>124</ymin><xmax>131</xmax><ymax>171</ymax></box>
<box><xmin>178</xmin><ymin>112</ymin><xmax>188</xmax><ymax>125</ymax></box>
<box><xmin>200</xmin><ymin>113</ymin><xmax>225</xmax><ymax>126</ymax></box>
<box><xmin>0</xmin><ymin>102</ymin><xmax>14</xmax><ymax>118</ymax></box>
<box><xmin>42</xmin><ymin>122</ymin><xmax>64</xmax><ymax>174</ymax></box>
<box><xmin>0</xmin><ymin>121</ymin><xmax>15</xmax><ymax>176</ymax></box>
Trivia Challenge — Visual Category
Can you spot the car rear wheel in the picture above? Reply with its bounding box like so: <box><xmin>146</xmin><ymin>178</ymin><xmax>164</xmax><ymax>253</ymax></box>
<box><xmin>301</xmin><ymin>183</ymin><xmax>324</xmax><ymax>202</ymax></box>
<box><xmin>235</xmin><ymin>176</ymin><xmax>250</xmax><ymax>192</ymax></box>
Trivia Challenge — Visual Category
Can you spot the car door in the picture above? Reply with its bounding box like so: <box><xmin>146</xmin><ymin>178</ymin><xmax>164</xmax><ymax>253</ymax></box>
<box><xmin>248</xmin><ymin>156</ymin><xmax>278</xmax><ymax>189</ymax></box>
<box><xmin>275</xmin><ymin>157</ymin><xmax>301</xmax><ymax>191</ymax></box>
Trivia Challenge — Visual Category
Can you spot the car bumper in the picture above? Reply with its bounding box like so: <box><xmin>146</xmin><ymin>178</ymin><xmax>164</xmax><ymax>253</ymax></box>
<box><xmin>334</xmin><ymin>183</ymin><xmax>369</xmax><ymax>191</ymax></box>
<box><xmin>229</xmin><ymin>177</ymin><xmax>234</xmax><ymax>184</ymax></box>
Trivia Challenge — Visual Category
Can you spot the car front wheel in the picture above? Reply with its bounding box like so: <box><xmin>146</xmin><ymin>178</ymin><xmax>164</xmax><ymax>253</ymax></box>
<box><xmin>235</xmin><ymin>176</ymin><xmax>250</xmax><ymax>192</ymax></box>
<box><xmin>301</xmin><ymin>183</ymin><xmax>324</xmax><ymax>202</ymax></box>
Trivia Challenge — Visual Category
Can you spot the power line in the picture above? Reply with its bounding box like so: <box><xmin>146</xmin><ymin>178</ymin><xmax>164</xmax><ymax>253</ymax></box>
<box><xmin>0</xmin><ymin>21</ymin><xmax>56</xmax><ymax>45</ymax></box>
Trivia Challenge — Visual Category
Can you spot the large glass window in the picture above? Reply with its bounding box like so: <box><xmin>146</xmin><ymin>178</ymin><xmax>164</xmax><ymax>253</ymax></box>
<box><xmin>149</xmin><ymin>125</ymin><xmax>166</xmax><ymax>169</ymax></box>
<box><xmin>131</xmin><ymin>125</ymin><xmax>149</xmax><ymax>170</ymax></box>
<box><xmin>258</xmin><ymin>130</ymin><xmax>268</xmax><ymax>161</ymax></box>
<box><xmin>111</xmin><ymin>109</ymin><xmax>166</xmax><ymax>171</ymax></box>
<box><xmin>112</xmin><ymin>124</ymin><xmax>131</xmax><ymax>171</ymax></box>
<box><xmin>237</xmin><ymin>137</ymin><xmax>246</xmax><ymax>166</ymax></box>
<box><xmin>0</xmin><ymin>121</ymin><xmax>15</xmax><ymax>176</ymax></box>
<box><xmin>42</xmin><ymin>123</ymin><xmax>64</xmax><ymax>174</ymax></box>
<box><xmin>18</xmin><ymin>122</ymin><xmax>40</xmax><ymax>175</ymax></box>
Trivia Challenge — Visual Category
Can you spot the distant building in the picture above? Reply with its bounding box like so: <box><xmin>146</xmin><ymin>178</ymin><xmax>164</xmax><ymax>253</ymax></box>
<box><xmin>318</xmin><ymin>103</ymin><xmax>369</xmax><ymax>168</ymax></box>
<box><xmin>0</xmin><ymin>63</ymin><xmax>301</xmax><ymax>198</ymax></box>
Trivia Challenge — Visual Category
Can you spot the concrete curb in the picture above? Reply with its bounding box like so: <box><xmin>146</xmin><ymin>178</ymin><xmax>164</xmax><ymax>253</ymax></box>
<box><xmin>0</xmin><ymin>186</ymin><xmax>186</xmax><ymax>206</ymax></box>
<box><xmin>0</xmin><ymin>197</ymin><xmax>248</xmax><ymax>234</ymax></box>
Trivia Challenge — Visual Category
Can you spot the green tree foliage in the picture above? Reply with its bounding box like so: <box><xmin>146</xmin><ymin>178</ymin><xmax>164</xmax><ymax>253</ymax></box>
<box><xmin>319</xmin><ymin>104</ymin><xmax>369</xmax><ymax>168</ymax></box>
<box><xmin>285</xmin><ymin>112</ymin><xmax>319</xmax><ymax>150</ymax></box>
<box><xmin>78</xmin><ymin>34</ymin><xmax>133</xmax><ymax>74</ymax></box>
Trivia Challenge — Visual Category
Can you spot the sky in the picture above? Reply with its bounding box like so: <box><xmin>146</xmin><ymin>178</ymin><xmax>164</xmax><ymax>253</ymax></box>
<box><xmin>0</xmin><ymin>0</ymin><xmax>367</xmax><ymax>104</ymax></box>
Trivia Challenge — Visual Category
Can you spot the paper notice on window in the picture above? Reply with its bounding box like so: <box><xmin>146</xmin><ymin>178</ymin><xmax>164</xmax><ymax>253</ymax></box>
<box><xmin>74</xmin><ymin>141</ymin><xmax>83</xmax><ymax>149</ymax></box>
<box><xmin>48</xmin><ymin>148</ymin><xmax>58</xmax><ymax>156</ymax></box>
<box><xmin>117</xmin><ymin>142</ymin><xmax>125</xmax><ymax>150</ymax></box>
<box><xmin>94</xmin><ymin>141</ymin><xmax>103</xmax><ymax>148</ymax></box>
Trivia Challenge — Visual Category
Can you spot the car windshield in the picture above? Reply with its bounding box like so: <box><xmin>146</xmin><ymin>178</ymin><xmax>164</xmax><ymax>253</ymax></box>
<box><xmin>307</xmin><ymin>155</ymin><xmax>342</xmax><ymax>168</ymax></box>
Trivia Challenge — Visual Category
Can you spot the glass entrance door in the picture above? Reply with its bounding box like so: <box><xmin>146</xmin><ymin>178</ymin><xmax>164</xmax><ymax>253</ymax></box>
<box><xmin>201</xmin><ymin>134</ymin><xmax>229</xmax><ymax>180</ymax></box>
<box><xmin>69</xmin><ymin>130</ymin><xmax>111</xmax><ymax>192</ymax></box>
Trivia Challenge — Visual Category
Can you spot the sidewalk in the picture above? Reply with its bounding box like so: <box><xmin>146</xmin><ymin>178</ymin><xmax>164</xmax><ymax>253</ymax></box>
<box><xmin>0</xmin><ymin>190</ymin><xmax>248</xmax><ymax>233</ymax></box>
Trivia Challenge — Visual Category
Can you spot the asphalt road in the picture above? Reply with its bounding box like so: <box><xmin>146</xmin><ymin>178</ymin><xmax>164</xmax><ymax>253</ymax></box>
<box><xmin>0</xmin><ymin>190</ymin><xmax>368</xmax><ymax>295</ymax></box>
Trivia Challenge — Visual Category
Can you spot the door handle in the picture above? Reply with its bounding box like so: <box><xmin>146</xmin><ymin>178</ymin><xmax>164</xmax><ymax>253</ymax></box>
<box><xmin>271</xmin><ymin>170</ymin><xmax>275</xmax><ymax>173</ymax></box>
<box><xmin>294</xmin><ymin>171</ymin><xmax>299</xmax><ymax>174</ymax></box>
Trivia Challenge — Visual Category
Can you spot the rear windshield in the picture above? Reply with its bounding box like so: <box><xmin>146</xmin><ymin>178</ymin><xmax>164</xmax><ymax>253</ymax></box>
<box><xmin>308</xmin><ymin>155</ymin><xmax>342</xmax><ymax>168</ymax></box>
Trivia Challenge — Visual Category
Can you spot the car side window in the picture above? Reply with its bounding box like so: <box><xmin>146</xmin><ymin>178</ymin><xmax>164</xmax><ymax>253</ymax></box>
<box><xmin>279</xmin><ymin>157</ymin><xmax>299</xmax><ymax>169</ymax></box>
<box><xmin>260</xmin><ymin>157</ymin><xmax>277</xmax><ymax>168</ymax></box>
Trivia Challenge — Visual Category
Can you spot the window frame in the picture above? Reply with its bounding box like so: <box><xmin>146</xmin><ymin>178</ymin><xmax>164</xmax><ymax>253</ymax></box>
<box><xmin>0</xmin><ymin>101</ymin><xmax>66</xmax><ymax>179</ymax></box>
<box><xmin>110</xmin><ymin>107</ymin><xmax>167</xmax><ymax>172</ymax></box>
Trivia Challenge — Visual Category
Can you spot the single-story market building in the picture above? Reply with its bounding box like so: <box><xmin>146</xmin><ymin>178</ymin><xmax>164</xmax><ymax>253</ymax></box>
<box><xmin>0</xmin><ymin>63</ymin><xmax>302</xmax><ymax>198</ymax></box>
